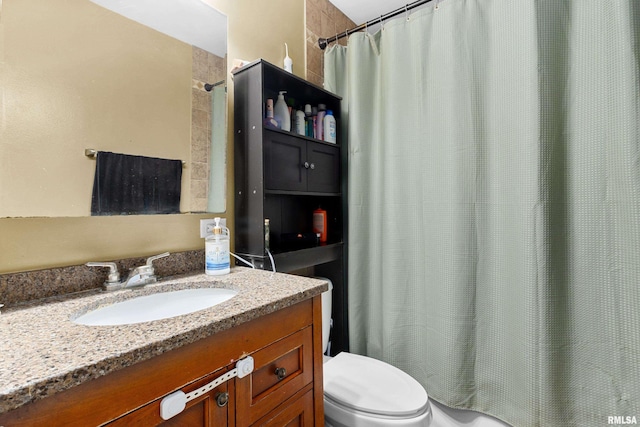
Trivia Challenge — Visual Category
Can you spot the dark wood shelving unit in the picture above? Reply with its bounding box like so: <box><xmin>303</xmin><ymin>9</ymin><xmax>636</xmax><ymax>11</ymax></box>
<box><xmin>233</xmin><ymin>59</ymin><xmax>349</xmax><ymax>354</ymax></box>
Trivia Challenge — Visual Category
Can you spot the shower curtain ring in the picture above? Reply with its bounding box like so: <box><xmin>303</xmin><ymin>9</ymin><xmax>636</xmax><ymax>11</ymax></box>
<box><xmin>435</xmin><ymin>0</ymin><xmax>440</xmax><ymax>10</ymax></box>
<box><xmin>405</xmin><ymin>5</ymin><xmax>410</xmax><ymax>21</ymax></box>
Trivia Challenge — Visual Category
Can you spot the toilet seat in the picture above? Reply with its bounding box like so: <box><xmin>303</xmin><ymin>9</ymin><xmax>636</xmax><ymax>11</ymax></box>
<box><xmin>323</xmin><ymin>352</ymin><xmax>429</xmax><ymax>418</ymax></box>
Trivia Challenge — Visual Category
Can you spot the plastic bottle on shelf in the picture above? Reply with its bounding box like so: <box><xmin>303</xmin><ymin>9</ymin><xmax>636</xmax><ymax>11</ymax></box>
<box><xmin>284</xmin><ymin>43</ymin><xmax>293</xmax><ymax>73</ymax></box>
<box><xmin>304</xmin><ymin>104</ymin><xmax>313</xmax><ymax>137</ymax></box>
<box><xmin>311</xmin><ymin>106</ymin><xmax>318</xmax><ymax>139</ymax></box>
<box><xmin>264</xmin><ymin>99</ymin><xmax>278</xmax><ymax>128</ymax></box>
<box><xmin>324</xmin><ymin>110</ymin><xmax>337</xmax><ymax>143</ymax></box>
<box><xmin>264</xmin><ymin>218</ymin><xmax>270</xmax><ymax>252</ymax></box>
<box><xmin>316</xmin><ymin>104</ymin><xmax>326</xmax><ymax>141</ymax></box>
<box><xmin>274</xmin><ymin>91</ymin><xmax>291</xmax><ymax>131</ymax></box>
<box><xmin>313</xmin><ymin>207</ymin><xmax>328</xmax><ymax>243</ymax></box>
<box><xmin>294</xmin><ymin>108</ymin><xmax>306</xmax><ymax>135</ymax></box>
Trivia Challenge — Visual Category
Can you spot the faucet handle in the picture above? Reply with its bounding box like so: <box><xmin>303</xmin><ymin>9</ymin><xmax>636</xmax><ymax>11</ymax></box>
<box><xmin>146</xmin><ymin>252</ymin><xmax>170</xmax><ymax>268</ymax></box>
<box><xmin>86</xmin><ymin>262</ymin><xmax>121</xmax><ymax>283</ymax></box>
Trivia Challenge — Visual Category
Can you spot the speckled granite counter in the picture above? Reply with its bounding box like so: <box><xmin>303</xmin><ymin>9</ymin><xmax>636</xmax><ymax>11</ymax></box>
<box><xmin>0</xmin><ymin>267</ymin><xmax>328</xmax><ymax>414</ymax></box>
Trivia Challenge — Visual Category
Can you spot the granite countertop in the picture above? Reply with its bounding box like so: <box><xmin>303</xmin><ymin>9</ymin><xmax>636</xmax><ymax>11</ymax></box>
<box><xmin>0</xmin><ymin>267</ymin><xmax>328</xmax><ymax>414</ymax></box>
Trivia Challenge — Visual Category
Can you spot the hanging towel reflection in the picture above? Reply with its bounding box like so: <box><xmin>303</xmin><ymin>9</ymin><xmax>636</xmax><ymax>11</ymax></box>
<box><xmin>91</xmin><ymin>151</ymin><xmax>182</xmax><ymax>215</ymax></box>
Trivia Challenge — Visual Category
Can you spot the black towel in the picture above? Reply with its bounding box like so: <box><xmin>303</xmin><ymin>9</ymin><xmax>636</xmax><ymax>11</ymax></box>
<box><xmin>91</xmin><ymin>151</ymin><xmax>182</xmax><ymax>215</ymax></box>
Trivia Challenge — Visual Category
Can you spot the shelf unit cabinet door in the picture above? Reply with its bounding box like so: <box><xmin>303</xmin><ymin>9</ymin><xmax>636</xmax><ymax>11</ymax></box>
<box><xmin>264</xmin><ymin>132</ymin><xmax>307</xmax><ymax>192</ymax></box>
<box><xmin>307</xmin><ymin>143</ymin><xmax>340</xmax><ymax>193</ymax></box>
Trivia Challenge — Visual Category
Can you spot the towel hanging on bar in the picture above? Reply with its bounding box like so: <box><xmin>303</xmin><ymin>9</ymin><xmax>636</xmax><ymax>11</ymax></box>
<box><xmin>91</xmin><ymin>151</ymin><xmax>182</xmax><ymax>215</ymax></box>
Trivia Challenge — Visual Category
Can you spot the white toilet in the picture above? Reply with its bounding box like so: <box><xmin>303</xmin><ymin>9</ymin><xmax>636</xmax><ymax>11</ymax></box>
<box><xmin>320</xmin><ymin>279</ymin><xmax>432</xmax><ymax>426</ymax></box>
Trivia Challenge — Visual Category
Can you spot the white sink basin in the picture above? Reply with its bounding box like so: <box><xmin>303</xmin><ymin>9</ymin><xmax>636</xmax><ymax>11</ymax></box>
<box><xmin>73</xmin><ymin>288</ymin><xmax>238</xmax><ymax>326</ymax></box>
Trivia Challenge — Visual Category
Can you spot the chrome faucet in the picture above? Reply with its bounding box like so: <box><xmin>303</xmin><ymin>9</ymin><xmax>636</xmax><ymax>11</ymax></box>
<box><xmin>86</xmin><ymin>252</ymin><xmax>170</xmax><ymax>291</ymax></box>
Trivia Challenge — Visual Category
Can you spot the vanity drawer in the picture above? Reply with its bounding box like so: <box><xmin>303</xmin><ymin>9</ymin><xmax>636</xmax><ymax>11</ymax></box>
<box><xmin>236</xmin><ymin>326</ymin><xmax>314</xmax><ymax>426</ymax></box>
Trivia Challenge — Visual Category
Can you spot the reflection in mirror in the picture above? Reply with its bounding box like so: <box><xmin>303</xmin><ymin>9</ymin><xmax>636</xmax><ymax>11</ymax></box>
<box><xmin>207</xmin><ymin>80</ymin><xmax>227</xmax><ymax>213</ymax></box>
<box><xmin>0</xmin><ymin>0</ymin><xmax>227</xmax><ymax>217</ymax></box>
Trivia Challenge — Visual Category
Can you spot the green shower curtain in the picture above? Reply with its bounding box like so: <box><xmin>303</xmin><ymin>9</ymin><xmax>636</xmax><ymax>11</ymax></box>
<box><xmin>324</xmin><ymin>1</ymin><xmax>640</xmax><ymax>426</ymax></box>
<box><xmin>207</xmin><ymin>84</ymin><xmax>226</xmax><ymax>212</ymax></box>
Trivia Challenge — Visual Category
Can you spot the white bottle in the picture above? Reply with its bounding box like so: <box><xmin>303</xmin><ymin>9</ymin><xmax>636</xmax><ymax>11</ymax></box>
<box><xmin>294</xmin><ymin>109</ymin><xmax>306</xmax><ymax>135</ymax></box>
<box><xmin>274</xmin><ymin>91</ymin><xmax>291</xmax><ymax>131</ymax></box>
<box><xmin>324</xmin><ymin>110</ymin><xmax>336</xmax><ymax>143</ymax></box>
<box><xmin>205</xmin><ymin>217</ymin><xmax>230</xmax><ymax>275</ymax></box>
<box><xmin>284</xmin><ymin>43</ymin><xmax>293</xmax><ymax>73</ymax></box>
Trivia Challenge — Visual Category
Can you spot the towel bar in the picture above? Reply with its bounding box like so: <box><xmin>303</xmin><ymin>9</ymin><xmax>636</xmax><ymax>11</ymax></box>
<box><xmin>85</xmin><ymin>148</ymin><xmax>186</xmax><ymax>167</ymax></box>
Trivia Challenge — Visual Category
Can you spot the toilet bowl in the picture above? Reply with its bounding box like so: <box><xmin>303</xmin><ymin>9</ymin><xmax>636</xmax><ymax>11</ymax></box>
<box><xmin>324</xmin><ymin>352</ymin><xmax>432</xmax><ymax>426</ymax></box>
<box><xmin>319</xmin><ymin>278</ymin><xmax>432</xmax><ymax>426</ymax></box>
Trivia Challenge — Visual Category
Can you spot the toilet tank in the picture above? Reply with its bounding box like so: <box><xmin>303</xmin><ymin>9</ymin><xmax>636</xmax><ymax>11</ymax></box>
<box><xmin>317</xmin><ymin>277</ymin><xmax>333</xmax><ymax>354</ymax></box>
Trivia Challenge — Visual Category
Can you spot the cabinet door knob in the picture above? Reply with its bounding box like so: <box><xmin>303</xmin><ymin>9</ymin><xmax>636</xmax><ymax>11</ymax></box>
<box><xmin>309</xmin><ymin>163</ymin><xmax>315</xmax><ymax>170</ymax></box>
<box><xmin>274</xmin><ymin>367</ymin><xmax>287</xmax><ymax>380</ymax></box>
<box><xmin>215</xmin><ymin>391</ymin><xmax>229</xmax><ymax>407</ymax></box>
<box><xmin>303</xmin><ymin>161</ymin><xmax>310</xmax><ymax>169</ymax></box>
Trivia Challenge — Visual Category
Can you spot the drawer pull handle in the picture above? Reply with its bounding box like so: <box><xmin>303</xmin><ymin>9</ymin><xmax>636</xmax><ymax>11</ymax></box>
<box><xmin>275</xmin><ymin>367</ymin><xmax>287</xmax><ymax>380</ymax></box>
<box><xmin>216</xmin><ymin>391</ymin><xmax>229</xmax><ymax>407</ymax></box>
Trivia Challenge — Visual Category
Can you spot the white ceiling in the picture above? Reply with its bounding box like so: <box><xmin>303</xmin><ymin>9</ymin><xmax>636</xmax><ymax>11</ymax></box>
<box><xmin>88</xmin><ymin>0</ymin><xmax>419</xmax><ymax>57</ymax></box>
<box><xmin>89</xmin><ymin>0</ymin><xmax>227</xmax><ymax>57</ymax></box>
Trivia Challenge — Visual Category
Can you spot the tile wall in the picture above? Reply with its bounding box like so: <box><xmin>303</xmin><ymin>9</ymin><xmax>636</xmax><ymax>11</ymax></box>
<box><xmin>190</xmin><ymin>47</ymin><xmax>227</xmax><ymax>212</ymax></box>
<box><xmin>305</xmin><ymin>0</ymin><xmax>355</xmax><ymax>86</ymax></box>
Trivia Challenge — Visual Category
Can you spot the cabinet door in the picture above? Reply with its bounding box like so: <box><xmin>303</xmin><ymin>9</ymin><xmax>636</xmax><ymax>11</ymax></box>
<box><xmin>251</xmin><ymin>389</ymin><xmax>314</xmax><ymax>427</ymax></box>
<box><xmin>264</xmin><ymin>132</ymin><xmax>307</xmax><ymax>192</ymax></box>
<box><xmin>107</xmin><ymin>368</ymin><xmax>232</xmax><ymax>427</ymax></box>
<box><xmin>307</xmin><ymin>143</ymin><xmax>340</xmax><ymax>193</ymax></box>
<box><xmin>235</xmin><ymin>327</ymin><xmax>314</xmax><ymax>426</ymax></box>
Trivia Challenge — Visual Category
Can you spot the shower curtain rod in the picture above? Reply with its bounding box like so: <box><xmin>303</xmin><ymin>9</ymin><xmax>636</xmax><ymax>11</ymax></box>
<box><xmin>204</xmin><ymin>79</ymin><xmax>226</xmax><ymax>92</ymax></box>
<box><xmin>318</xmin><ymin>0</ymin><xmax>434</xmax><ymax>50</ymax></box>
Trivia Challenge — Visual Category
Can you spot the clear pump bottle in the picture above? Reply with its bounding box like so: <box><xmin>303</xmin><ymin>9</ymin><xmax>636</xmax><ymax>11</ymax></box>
<box><xmin>205</xmin><ymin>217</ymin><xmax>230</xmax><ymax>275</ymax></box>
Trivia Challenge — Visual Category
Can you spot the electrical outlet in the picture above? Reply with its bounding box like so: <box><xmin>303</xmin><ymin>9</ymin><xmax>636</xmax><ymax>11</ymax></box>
<box><xmin>200</xmin><ymin>218</ymin><xmax>226</xmax><ymax>238</ymax></box>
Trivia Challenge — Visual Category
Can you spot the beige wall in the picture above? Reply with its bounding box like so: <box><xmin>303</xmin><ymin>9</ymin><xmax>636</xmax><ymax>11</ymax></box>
<box><xmin>0</xmin><ymin>0</ymin><xmax>306</xmax><ymax>274</ymax></box>
<box><xmin>0</xmin><ymin>0</ymin><xmax>193</xmax><ymax>217</ymax></box>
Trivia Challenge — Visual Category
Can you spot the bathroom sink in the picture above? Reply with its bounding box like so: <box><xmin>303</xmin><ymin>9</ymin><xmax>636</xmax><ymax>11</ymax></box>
<box><xmin>73</xmin><ymin>288</ymin><xmax>238</xmax><ymax>326</ymax></box>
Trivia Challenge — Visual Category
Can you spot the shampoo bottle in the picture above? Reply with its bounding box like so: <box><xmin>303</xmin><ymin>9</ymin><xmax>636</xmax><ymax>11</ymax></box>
<box><xmin>313</xmin><ymin>207</ymin><xmax>328</xmax><ymax>243</ymax></box>
<box><xmin>274</xmin><ymin>91</ymin><xmax>291</xmax><ymax>131</ymax></box>
<box><xmin>324</xmin><ymin>110</ymin><xmax>337</xmax><ymax>143</ymax></box>
<box><xmin>294</xmin><ymin>108</ymin><xmax>306</xmax><ymax>135</ymax></box>
<box><xmin>205</xmin><ymin>217</ymin><xmax>230</xmax><ymax>275</ymax></box>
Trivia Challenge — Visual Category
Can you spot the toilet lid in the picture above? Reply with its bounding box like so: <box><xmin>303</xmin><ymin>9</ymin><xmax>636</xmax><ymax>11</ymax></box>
<box><xmin>323</xmin><ymin>352</ymin><xmax>429</xmax><ymax>417</ymax></box>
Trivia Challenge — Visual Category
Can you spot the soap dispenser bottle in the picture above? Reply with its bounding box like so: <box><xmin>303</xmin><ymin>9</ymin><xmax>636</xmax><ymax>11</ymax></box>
<box><xmin>274</xmin><ymin>91</ymin><xmax>291</xmax><ymax>131</ymax></box>
<box><xmin>205</xmin><ymin>217</ymin><xmax>230</xmax><ymax>275</ymax></box>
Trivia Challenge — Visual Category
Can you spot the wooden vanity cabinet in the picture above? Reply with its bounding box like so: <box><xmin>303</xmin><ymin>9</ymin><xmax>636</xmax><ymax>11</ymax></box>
<box><xmin>236</xmin><ymin>326</ymin><xmax>314</xmax><ymax>425</ymax></box>
<box><xmin>0</xmin><ymin>297</ymin><xmax>324</xmax><ymax>427</ymax></box>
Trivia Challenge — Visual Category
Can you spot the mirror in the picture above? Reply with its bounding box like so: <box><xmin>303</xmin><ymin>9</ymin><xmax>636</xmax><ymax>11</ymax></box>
<box><xmin>0</xmin><ymin>0</ymin><xmax>227</xmax><ymax>217</ymax></box>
